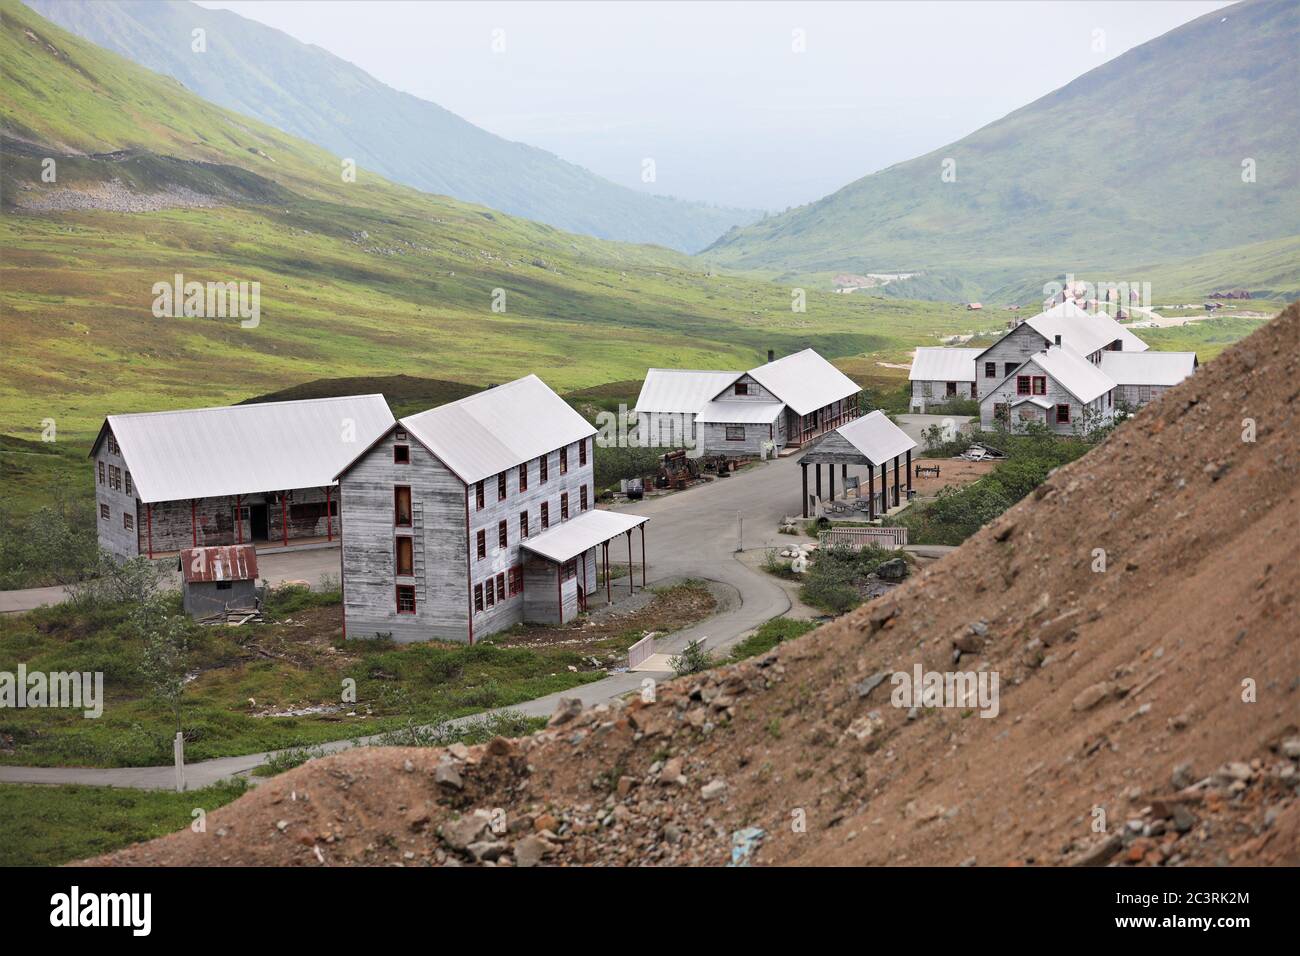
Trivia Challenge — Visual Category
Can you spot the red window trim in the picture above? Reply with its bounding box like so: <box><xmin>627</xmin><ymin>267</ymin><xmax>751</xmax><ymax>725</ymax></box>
<box><xmin>496</xmin><ymin>572</ymin><xmax>506</xmax><ymax>602</ymax></box>
<box><xmin>394</xmin><ymin>486</ymin><xmax>412</xmax><ymax>527</ymax></box>
<box><xmin>396</xmin><ymin>584</ymin><xmax>416</xmax><ymax>615</ymax></box>
<box><xmin>395</xmin><ymin>535</ymin><xmax>414</xmax><ymax>576</ymax></box>
<box><xmin>474</xmin><ymin>583</ymin><xmax>484</xmax><ymax>613</ymax></box>
<box><xmin>485</xmin><ymin>577</ymin><xmax>495</xmax><ymax>607</ymax></box>
<box><xmin>1032</xmin><ymin>376</ymin><xmax>1047</xmax><ymax>396</ymax></box>
<box><xmin>508</xmin><ymin>565</ymin><xmax>523</xmax><ymax>596</ymax></box>
<box><xmin>1016</xmin><ymin>375</ymin><xmax>1031</xmax><ymax>395</ymax></box>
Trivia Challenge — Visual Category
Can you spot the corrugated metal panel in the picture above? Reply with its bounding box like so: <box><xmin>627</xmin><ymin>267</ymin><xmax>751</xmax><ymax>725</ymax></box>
<box><xmin>747</xmin><ymin>349</ymin><xmax>860</xmax><ymax>416</ymax></box>
<box><xmin>180</xmin><ymin>544</ymin><xmax>258</xmax><ymax>582</ymax></box>
<box><xmin>1024</xmin><ymin>301</ymin><xmax>1149</xmax><ymax>356</ymax></box>
<box><xmin>401</xmin><ymin>375</ymin><xmax>595</xmax><ymax>485</ymax></box>
<box><xmin>836</xmin><ymin>410</ymin><xmax>917</xmax><ymax>465</ymax></box>
<box><xmin>1032</xmin><ymin>345</ymin><xmax>1117</xmax><ymax>403</ymax></box>
<box><xmin>520</xmin><ymin>509</ymin><xmax>648</xmax><ymax>564</ymax></box>
<box><xmin>695</xmin><ymin>400</ymin><xmax>785</xmax><ymax>424</ymax></box>
<box><xmin>106</xmin><ymin>395</ymin><xmax>394</xmax><ymax>503</ymax></box>
<box><xmin>634</xmin><ymin>369</ymin><xmax>741</xmax><ymax>413</ymax></box>
<box><xmin>908</xmin><ymin>347</ymin><xmax>982</xmax><ymax>382</ymax></box>
<box><xmin>1099</xmin><ymin>351</ymin><xmax>1196</xmax><ymax>386</ymax></box>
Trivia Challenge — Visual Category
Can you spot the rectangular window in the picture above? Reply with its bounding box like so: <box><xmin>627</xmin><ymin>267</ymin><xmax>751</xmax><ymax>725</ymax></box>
<box><xmin>107</xmin><ymin>435</ymin><xmax>119</xmax><ymax>455</ymax></box>
<box><xmin>520</xmin><ymin>511</ymin><xmax>529</xmax><ymax>538</ymax></box>
<box><xmin>1004</xmin><ymin>362</ymin><xmax>1019</xmax><ymax>377</ymax></box>
<box><xmin>474</xmin><ymin>583</ymin><xmax>484</xmax><ymax>612</ymax></box>
<box><xmin>1017</xmin><ymin>376</ymin><xmax>1031</xmax><ymax>395</ymax></box>
<box><xmin>123</xmin><ymin>512</ymin><xmax>134</xmax><ymax>531</ymax></box>
<box><xmin>396</xmin><ymin>585</ymin><xmax>416</xmax><ymax>614</ymax></box>
<box><xmin>560</xmin><ymin>447</ymin><xmax>568</xmax><ymax>475</ymax></box>
<box><xmin>125</xmin><ymin>472</ymin><xmax>133</xmax><ymax>495</ymax></box>
<box><xmin>580</xmin><ymin>486</ymin><xmax>589</xmax><ymax>511</ymax></box>
<box><xmin>216</xmin><ymin>581</ymin><xmax>233</xmax><ymax>591</ymax></box>
<box><xmin>394</xmin><ymin>486</ymin><xmax>412</xmax><ymax>526</ymax></box>
<box><xmin>394</xmin><ymin>427</ymin><xmax>408</xmax><ymax>441</ymax></box>
<box><xmin>579</xmin><ymin>439</ymin><xmax>587</xmax><ymax>466</ymax></box>
<box><xmin>498</xmin><ymin>473</ymin><xmax>507</xmax><ymax>501</ymax></box>
<box><xmin>496</xmin><ymin>572</ymin><xmax>506</xmax><ymax>601</ymax></box>
<box><xmin>946</xmin><ymin>381</ymin><xmax>957</xmax><ymax>397</ymax></box>
<box><xmin>970</xmin><ymin>383</ymin><xmax>978</xmax><ymax>399</ymax></box>
<box><xmin>476</xmin><ymin>529</ymin><xmax>486</xmax><ymax>559</ymax></box>
<box><xmin>734</xmin><ymin>382</ymin><xmax>748</xmax><ymax>396</ymax></box>
<box><xmin>539</xmin><ymin>454</ymin><xmax>548</xmax><ymax>483</ymax></box>
<box><xmin>498</xmin><ymin>519</ymin><xmax>508</xmax><ymax>550</ymax></box>
<box><xmin>395</xmin><ymin>536</ymin><xmax>413</xmax><ymax>576</ymax></box>
<box><xmin>508</xmin><ymin>565</ymin><xmax>523</xmax><ymax>596</ymax></box>
<box><xmin>393</xmin><ymin>444</ymin><xmax>410</xmax><ymax>464</ymax></box>
<box><xmin>1056</xmin><ymin>404</ymin><xmax>1071</xmax><ymax>424</ymax></box>
<box><xmin>475</xmin><ymin>481</ymin><xmax>485</xmax><ymax>510</ymax></box>
<box><xmin>541</xmin><ymin>502</ymin><xmax>550</xmax><ymax>529</ymax></box>
<box><xmin>486</xmin><ymin>577</ymin><xmax>496</xmax><ymax>607</ymax></box>
<box><xmin>98</xmin><ymin>462</ymin><xmax>105</xmax><ymax>484</ymax></box>
<box><xmin>560</xmin><ymin>493</ymin><xmax>569</xmax><ymax>520</ymax></box>
<box><xmin>1032</xmin><ymin>376</ymin><xmax>1047</xmax><ymax>396</ymax></box>
<box><xmin>518</xmin><ymin>463</ymin><xmax>528</xmax><ymax>492</ymax></box>
<box><xmin>725</xmin><ymin>425</ymin><xmax>745</xmax><ymax>441</ymax></box>
<box><xmin>100</xmin><ymin>503</ymin><xmax>110</xmax><ymax>520</ymax></box>
<box><xmin>984</xmin><ymin>362</ymin><xmax>996</xmax><ymax>378</ymax></box>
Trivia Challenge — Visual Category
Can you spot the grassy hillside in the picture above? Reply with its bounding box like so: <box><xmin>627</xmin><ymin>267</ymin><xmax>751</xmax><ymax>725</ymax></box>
<box><xmin>26</xmin><ymin>0</ymin><xmax>759</xmax><ymax>253</ymax></box>
<box><xmin>0</xmin><ymin>0</ymin><xmax>981</xmax><ymax>450</ymax></box>
<box><xmin>703</xmin><ymin>0</ymin><xmax>1300</xmax><ymax>298</ymax></box>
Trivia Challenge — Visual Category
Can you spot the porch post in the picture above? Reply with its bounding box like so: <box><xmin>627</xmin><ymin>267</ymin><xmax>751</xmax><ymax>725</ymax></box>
<box><xmin>906</xmin><ymin>449</ymin><xmax>913</xmax><ymax>496</ymax></box>
<box><xmin>146</xmin><ymin>502</ymin><xmax>154</xmax><ymax>560</ymax></box>
<box><xmin>829</xmin><ymin>465</ymin><xmax>835</xmax><ymax>502</ymax></box>
<box><xmin>605</xmin><ymin>542</ymin><xmax>611</xmax><ymax>603</ymax></box>
<box><xmin>880</xmin><ymin>460</ymin><xmax>887</xmax><ymax>513</ymax></box>
<box><xmin>801</xmin><ymin>462</ymin><xmax>809</xmax><ymax>519</ymax></box>
<box><xmin>627</xmin><ymin>531</ymin><xmax>634</xmax><ymax>595</ymax></box>
<box><xmin>893</xmin><ymin>455</ymin><xmax>900</xmax><ymax>507</ymax></box>
<box><xmin>641</xmin><ymin>524</ymin><xmax>647</xmax><ymax>588</ymax></box>
<box><xmin>281</xmin><ymin>493</ymin><xmax>289</xmax><ymax>547</ymax></box>
<box><xmin>326</xmin><ymin>486</ymin><xmax>333</xmax><ymax>542</ymax></box>
<box><xmin>867</xmin><ymin>464</ymin><xmax>875</xmax><ymax>520</ymax></box>
<box><xmin>841</xmin><ymin>464</ymin><xmax>848</xmax><ymax>488</ymax></box>
<box><xmin>815</xmin><ymin>464</ymin><xmax>822</xmax><ymax>502</ymax></box>
<box><xmin>556</xmin><ymin>564</ymin><xmax>563</xmax><ymax>625</ymax></box>
<box><xmin>582</xmin><ymin>547</ymin><xmax>589</xmax><ymax>611</ymax></box>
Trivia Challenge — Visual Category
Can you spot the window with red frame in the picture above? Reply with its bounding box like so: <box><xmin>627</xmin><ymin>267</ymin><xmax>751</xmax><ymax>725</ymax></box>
<box><xmin>474</xmin><ymin>583</ymin><xmax>484</xmax><ymax>612</ymax></box>
<box><xmin>498</xmin><ymin>519</ymin><xmax>507</xmax><ymax>550</ymax></box>
<box><xmin>580</xmin><ymin>486</ymin><xmax>588</xmax><ymax>511</ymax></box>
<box><xmin>560</xmin><ymin>447</ymin><xmax>568</xmax><ymax>475</ymax></box>
<box><xmin>518</xmin><ymin>463</ymin><xmax>528</xmax><ymax>492</ymax></box>
<box><xmin>485</xmin><ymin>577</ymin><xmax>495</xmax><ymax>607</ymax></box>
<box><xmin>560</xmin><ymin>493</ymin><xmax>569</xmax><ymax>520</ymax></box>
<box><xmin>579</xmin><ymin>439</ymin><xmax>587</xmax><ymax>466</ymax></box>
<box><xmin>541</xmin><ymin>502</ymin><xmax>550</xmax><ymax>529</ymax></box>
<box><xmin>396</xmin><ymin>536</ymin><xmax>413</xmax><ymax>575</ymax></box>
<box><xmin>520</xmin><ymin>511</ymin><xmax>529</xmax><ymax>538</ymax></box>
<box><xmin>393</xmin><ymin>444</ymin><xmax>410</xmax><ymax>464</ymax></box>
<box><xmin>1056</xmin><ymin>404</ymin><xmax>1071</xmax><ymax>424</ymax></box>
<box><xmin>508</xmin><ymin>565</ymin><xmax>523</xmax><ymax>596</ymax></box>
<box><xmin>476</xmin><ymin>529</ymin><xmax>486</xmax><ymax>559</ymax></box>
<box><xmin>1017</xmin><ymin>375</ymin><xmax>1031</xmax><ymax>395</ymax></box>
<box><xmin>394</xmin><ymin>486</ymin><xmax>412</xmax><ymax>526</ymax></box>
<box><xmin>496</xmin><ymin>572</ymin><xmax>505</xmax><ymax>601</ymax></box>
<box><xmin>539</xmin><ymin>455</ymin><xmax>548</xmax><ymax>482</ymax></box>
<box><xmin>1032</xmin><ymin>376</ymin><xmax>1046</xmax><ymax>395</ymax></box>
<box><xmin>498</xmin><ymin>473</ymin><xmax>507</xmax><ymax>501</ymax></box>
<box><xmin>475</xmin><ymin>481</ymin><xmax>485</xmax><ymax>510</ymax></box>
<box><xmin>396</xmin><ymin>585</ymin><xmax>416</xmax><ymax>614</ymax></box>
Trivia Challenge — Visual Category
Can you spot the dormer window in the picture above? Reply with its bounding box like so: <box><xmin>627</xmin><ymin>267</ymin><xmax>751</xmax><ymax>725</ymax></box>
<box><xmin>734</xmin><ymin>382</ymin><xmax>749</xmax><ymax>396</ymax></box>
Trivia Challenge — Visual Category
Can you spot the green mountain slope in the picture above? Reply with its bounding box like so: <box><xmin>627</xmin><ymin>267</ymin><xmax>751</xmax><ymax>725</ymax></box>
<box><xmin>0</xmin><ymin>0</ymin><xmax>975</xmax><ymax>443</ymax></box>
<box><xmin>26</xmin><ymin>0</ymin><xmax>759</xmax><ymax>253</ymax></box>
<box><xmin>703</xmin><ymin>0</ymin><xmax>1300</xmax><ymax>298</ymax></box>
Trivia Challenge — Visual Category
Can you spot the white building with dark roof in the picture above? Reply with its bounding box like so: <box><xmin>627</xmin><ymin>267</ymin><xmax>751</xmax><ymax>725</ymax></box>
<box><xmin>90</xmin><ymin>394</ymin><xmax>395</xmax><ymax>559</ymax></box>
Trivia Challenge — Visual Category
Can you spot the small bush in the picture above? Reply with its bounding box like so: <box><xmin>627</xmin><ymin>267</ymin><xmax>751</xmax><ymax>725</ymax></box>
<box><xmin>670</xmin><ymin>639</ymin><xmax>712</xmax><ymax>676</ymax></box>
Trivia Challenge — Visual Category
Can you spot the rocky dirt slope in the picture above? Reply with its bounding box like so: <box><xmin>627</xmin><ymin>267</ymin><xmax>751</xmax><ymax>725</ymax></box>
<box><xmin>93</xmin><ymin>306</ymin><xmax>1300</xmax><ymax>867</ymax></box>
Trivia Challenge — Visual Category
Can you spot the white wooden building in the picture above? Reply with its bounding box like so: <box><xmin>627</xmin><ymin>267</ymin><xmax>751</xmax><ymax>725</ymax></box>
<box><xmin>635</xmin><ymin>348</ymin><xmax>861</xmax><ymax>457</ymax></box>
<box><xmin>908</xmin><ymin>347</ymin><xmax>982</xmax><ymax>412</ymax></box>
<box><xmin>334</xmin><ymin>375</ymin><xmax>649</xmax><ymax>644</ymax></box>
<box><xmin>90</xmin><ymin>395</ymin><xmax>395</xmax><ymax>559</ymax></box>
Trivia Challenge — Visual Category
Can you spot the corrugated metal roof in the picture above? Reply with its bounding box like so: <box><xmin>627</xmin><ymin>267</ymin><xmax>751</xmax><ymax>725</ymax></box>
<box><xmin>835</xmin><ymin>410</ymin><xmax>917</xmax><ymax>465</ymax></box>
<box><xmin>520</xmin><ymin>509</ymin><xmax>648</xmax><ymax>564</ymax></box>
<box><xmin>1024</xmin><ymin>300</ymin><xmax>1149</xmax><ymax>357</ymax></box>
<box><xmin>100</xmin><ymin>395</ymin><xmax>394</xmax><ymax>504</ymax></box>
<box><xmin>180</xmin><ymin>544</ymin><xmax>258</xmax><ymax>583</ymax></box>
<box><xmin>401</xmin><ymin>375</ymin><xmax>595</xmax><ymax>485</ymax></box>
<box><xmin>1030</xmin><ymin>345</ymin><xmax>1117</xmax><ymax>404</ymax></box>
<box><xmin>695</xmin><ymin>400</ymin><xmax>785</xmax><ymax>424</ymax></box>
<box><xmin>1100</xmin><ymin>351</ymin><xmax>1197</xmax><ymax>386</ymax></box>
<box><xmin>746</xmin><ymin>349</ymin><xmax>861</xmax><ymax>416</ymax></box>
<box><xmin>634</xmin><ymin>369</ymin><xmax>741</xmax><ymax>414</ymax></box>
<box><xmin>908</xmin><ymin>347</ymin><xmax>982</xmax><ymax>382</ymax></box>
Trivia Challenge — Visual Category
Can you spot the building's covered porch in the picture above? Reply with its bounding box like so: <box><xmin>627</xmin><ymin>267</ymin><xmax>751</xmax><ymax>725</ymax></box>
<box><xmin>797</xmin><ymin>411</ymin><xmax>919</xmax><ymax>520</ymax></box>
<box><xmin>520</xmin><ymin>510</ymin><xmax>650</xmax><ymax>625</ymax></box>
<box><xmin>788</xmin><ymin>398</ymin><xmax>861</xmax><ymax>447</ymax></box>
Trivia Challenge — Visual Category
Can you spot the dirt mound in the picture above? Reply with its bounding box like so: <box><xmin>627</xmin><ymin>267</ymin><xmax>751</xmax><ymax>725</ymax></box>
<box><xmin>92</xmin><ymin>306</ymin><xmax>1300</xmax><ymax>867</ymax></box>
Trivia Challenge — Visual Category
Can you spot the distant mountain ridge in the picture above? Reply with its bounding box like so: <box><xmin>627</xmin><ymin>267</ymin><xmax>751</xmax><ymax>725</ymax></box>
<box><xmin>26</xmin><ymin>0</ymin><xmax>759</xmax><ymax>252</ymax></box>
<box><xmin>703</xmin><ymin>0</ymin><xmax>1300</xmax><ymax>299</ymax></box>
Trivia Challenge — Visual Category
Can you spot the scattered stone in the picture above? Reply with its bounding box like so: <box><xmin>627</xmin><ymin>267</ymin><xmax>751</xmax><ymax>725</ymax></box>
<box><xmin>434</xmin><ymin>761</ymin><xmax>464</xmax><ymax>790</ymax></box>
<box><xmin>853</xmin><ymin>672</ymin><xmax>888</xmax><ymax>700</ymax></box>
<box><xmin>547</xmin><ymin>697</ymin><xmax>584</xmax><ymax>727</ymax></box>
<box><xmin>1072</xmin><ymin>682</ymin><xmax>1113</xmax><ymax>712</ymax></box>
<box><xmin>700</xmin><ymin>779</ymin><xmax>728</xmax><ymax>801</ymax></box>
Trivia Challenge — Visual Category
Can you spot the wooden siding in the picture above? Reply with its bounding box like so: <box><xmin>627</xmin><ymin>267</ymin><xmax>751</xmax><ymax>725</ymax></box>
<box><xmin>636</xmin><ymin>411</ymin><xmax>697</xmax><ymax>451</ymax></box>
<box><xmin>975</xmin><ymin>324</ymin><xmax>1048</xmax><ymax>400</ymax></box>
<box><xmin>710</xmin><ymin>373</ymin><xmax>777</xmax><ymax>403</ymax></box>
<box><xmin>700</xmin><ymin>420</ymin><xmax>780</xmax><ymax>457</ymax></box>
<box><xmin>910</xmin><ymin>379</ymin><xmax>976</xmax><ymax>412</ymax></box>
<box><xmin>978</xmin><ymin>357</ymin><xmax>1115</xmax><ymax>435</ymax></box>
<box><xmin>93</xmin><ymin>427</ymin><xmax>140</xmax><ymax>558</ymax></box>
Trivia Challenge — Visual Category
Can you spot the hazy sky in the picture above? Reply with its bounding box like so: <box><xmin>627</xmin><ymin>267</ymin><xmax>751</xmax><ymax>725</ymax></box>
<box><xmin>198</xmin><ymin>1</ymin><xmax>1231</xmax><ymax>210</ymax></box>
